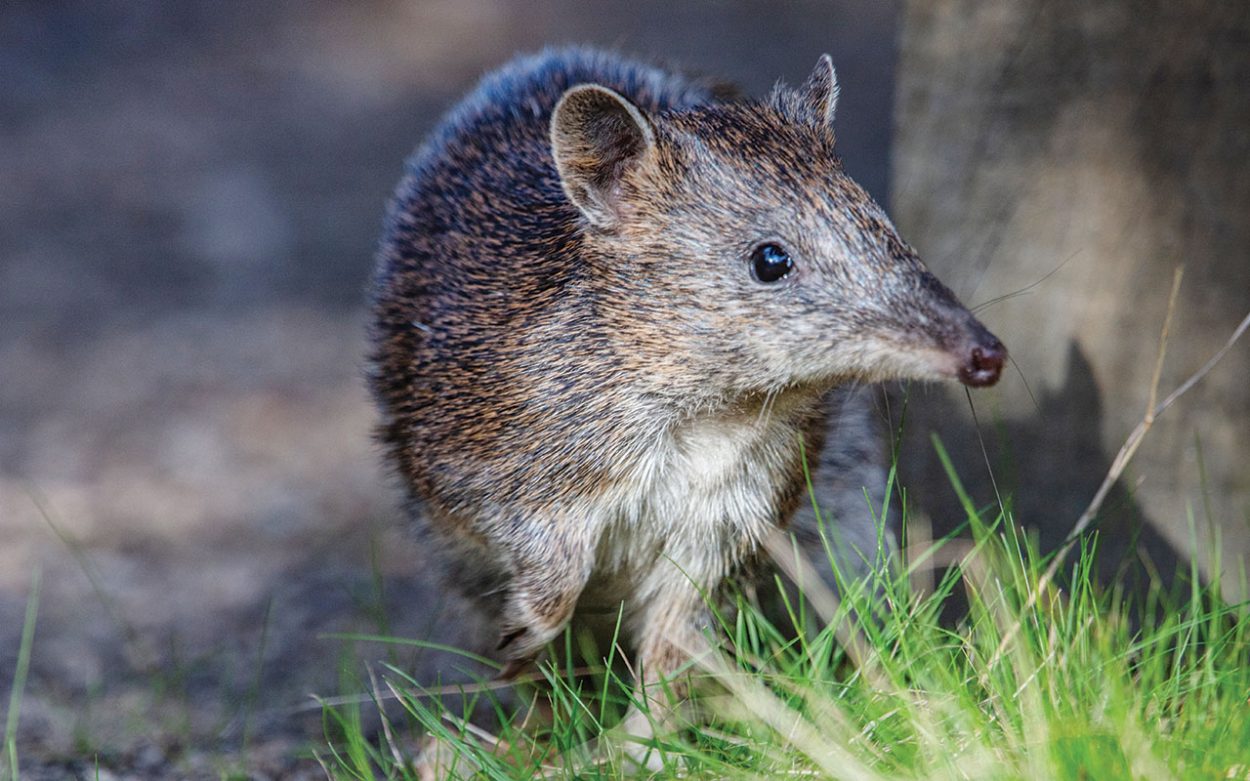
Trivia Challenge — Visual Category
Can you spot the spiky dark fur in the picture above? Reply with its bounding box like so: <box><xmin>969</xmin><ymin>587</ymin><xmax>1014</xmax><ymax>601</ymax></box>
<box><xmin>368</xmin><ymin>47</ymin><xmax>1002</xmax><ymax>706</ymax></box>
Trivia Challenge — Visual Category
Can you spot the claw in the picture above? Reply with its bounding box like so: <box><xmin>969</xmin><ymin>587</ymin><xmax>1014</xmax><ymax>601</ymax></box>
<box><xmin>497</xmin><ymin>656</ymin><xmax>534</xmax><ymax>681</ymax></box>
<box><xmin>496</xmin><ymin>627</ymin><xmax>526</xmax><ymax>652</ymax></box>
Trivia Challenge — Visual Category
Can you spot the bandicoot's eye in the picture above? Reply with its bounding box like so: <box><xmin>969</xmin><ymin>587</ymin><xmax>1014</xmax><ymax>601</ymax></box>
<box><xmin>750</xmin><ymin>242</ymin><xmax>794</xmax><ymax>283</ymax></box>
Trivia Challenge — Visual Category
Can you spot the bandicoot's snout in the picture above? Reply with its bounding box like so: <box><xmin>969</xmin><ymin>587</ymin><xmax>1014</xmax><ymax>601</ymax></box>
<box><xmin>896</xmin><ymin>272</ymin><xmax>1008</xmax><ymax>388</ymax></box>
<box><xmin>955</xmin><ymin>326</ymin><xmax>1007</xmax><ymax>387</ymax></box>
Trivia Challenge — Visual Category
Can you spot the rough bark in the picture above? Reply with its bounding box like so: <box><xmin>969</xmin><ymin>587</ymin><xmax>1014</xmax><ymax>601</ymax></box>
<box><xmin>892</xmin><ymin>0</ymin><xmax>1250</xmax><ymax>595</ymax></box>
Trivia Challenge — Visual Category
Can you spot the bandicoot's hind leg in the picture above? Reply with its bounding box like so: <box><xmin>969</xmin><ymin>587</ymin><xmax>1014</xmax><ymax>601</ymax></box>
<box><xmin>609</xmin><ymin>563</ymin><xmax>724</xmax><ymax>768</ymax></box>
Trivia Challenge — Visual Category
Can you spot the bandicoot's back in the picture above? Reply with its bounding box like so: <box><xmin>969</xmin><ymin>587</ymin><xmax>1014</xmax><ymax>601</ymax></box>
<box><xmin>370</xmin><ymin>49</ymin><xmax>726</xmax><ymax>517</ymax></box>
<box><xmin>368</xmin><ymin>47</ymin><xmax>1004</xmax><ymax>694</ymax></box>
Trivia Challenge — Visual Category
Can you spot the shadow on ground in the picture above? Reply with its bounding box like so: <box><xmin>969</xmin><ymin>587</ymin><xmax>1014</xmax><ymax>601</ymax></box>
<box><xmin>896</xmin><ymin>342</ymin><xmax>1185</xmax><ymax>600</ymax></box>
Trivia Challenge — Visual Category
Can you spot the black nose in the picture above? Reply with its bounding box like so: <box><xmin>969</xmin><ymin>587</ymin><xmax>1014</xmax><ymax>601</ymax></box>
<box><xmin>958</xmin><ymin>337</ymin><xmax>1006</xmax><ymax>388</ymax></box>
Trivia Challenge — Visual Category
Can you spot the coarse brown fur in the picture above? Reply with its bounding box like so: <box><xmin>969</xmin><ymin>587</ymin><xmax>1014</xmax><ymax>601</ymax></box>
<box><xmin>368</xmin><ymin>46</ymin><xmax>1004</xmax><ymax>724</ymax></box>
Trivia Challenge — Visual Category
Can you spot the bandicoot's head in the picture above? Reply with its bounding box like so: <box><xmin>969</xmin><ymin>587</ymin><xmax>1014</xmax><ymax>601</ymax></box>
<box><xmin>550</xmin><ymin>55</ymin><xmax>1005</xmax><ymax>393</ymax></box>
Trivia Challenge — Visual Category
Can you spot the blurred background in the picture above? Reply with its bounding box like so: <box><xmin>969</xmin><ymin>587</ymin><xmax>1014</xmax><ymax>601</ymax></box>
<box><xmin>1</xmin><ymin>0</ymin><xmax>1246</xmax><ymax>777</ymax></box>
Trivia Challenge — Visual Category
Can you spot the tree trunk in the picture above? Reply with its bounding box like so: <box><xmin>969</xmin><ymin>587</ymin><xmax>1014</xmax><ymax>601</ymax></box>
<box><xmin>892</xmin><ymin>0</ymin><xmax>1250</xmax><ymax>595</ymax></box>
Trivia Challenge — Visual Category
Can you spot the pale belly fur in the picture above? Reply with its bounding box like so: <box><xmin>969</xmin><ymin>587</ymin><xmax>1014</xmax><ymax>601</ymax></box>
<box><xmin>579</xmin><ymin>397</ymin><xmax>817</xmax><ymax>618</ymax></box>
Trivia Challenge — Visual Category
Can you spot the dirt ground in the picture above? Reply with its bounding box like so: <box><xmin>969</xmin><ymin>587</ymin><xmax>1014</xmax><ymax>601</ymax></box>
<box><xmin>0</xmin><ymin>2</ymin><xmax>897</xmax><ymax>776</ymax></box>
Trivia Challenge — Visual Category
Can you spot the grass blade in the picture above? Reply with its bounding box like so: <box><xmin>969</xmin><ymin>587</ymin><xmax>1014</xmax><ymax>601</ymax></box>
<box><xmin>3</xmin><ymin>567</ymin><xmax>41</xmax><ymax>781</ymax></box>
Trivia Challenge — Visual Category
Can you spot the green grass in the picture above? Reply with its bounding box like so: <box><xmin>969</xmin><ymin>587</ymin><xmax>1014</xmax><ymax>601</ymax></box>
<box><xmin>2</xmin><ymin>568</ymin><xmax>40</xmax><ymax>781</ymax></box>
<box><xmin>312</xmin><ymin>268</ymin><xmax>1250</xmax><ymax>779</ymax></box>
<box><xmin>318</xmin><ymin>291</ymin><xmax>1250</xmax><ymax>779</ymax></box>
<box><xmin>317</xmin><ymin>468</ymin><xmax>1250</xmax><ymax>780</ymax></box>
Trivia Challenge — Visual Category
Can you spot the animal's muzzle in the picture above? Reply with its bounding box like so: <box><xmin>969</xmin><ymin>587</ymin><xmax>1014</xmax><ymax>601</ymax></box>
<box><xmin>956</xmin><ymin>332</ymin><xmax>1007</xmax><ymax>387</ymax></box>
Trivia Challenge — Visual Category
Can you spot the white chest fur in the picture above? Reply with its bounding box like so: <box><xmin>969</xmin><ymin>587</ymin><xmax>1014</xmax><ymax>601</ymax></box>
<box><xmin>592</xmin><ymin>400</ymin><xmax>813</xmax><ymax>586</ymax></box>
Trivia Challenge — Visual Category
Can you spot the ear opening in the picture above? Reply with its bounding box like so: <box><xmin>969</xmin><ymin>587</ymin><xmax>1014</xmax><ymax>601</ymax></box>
<box><xmin>550</xmin><ymin>84</ymin><xmax>656</xmax><ymax>228</ymax></box>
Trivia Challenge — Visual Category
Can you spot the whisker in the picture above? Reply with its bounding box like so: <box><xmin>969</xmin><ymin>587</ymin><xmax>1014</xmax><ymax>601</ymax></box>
<box><xmin>756</xmin><ymin>386</ymin><xmax>780</xmax><ymax>427</ymax></box>
<box><xmin>972</xmin><ymin>249</ymin><xmax>1082</xmax><ymax>314</ymax></box>
<box><xmin>964</xmin><ymin>386</ymin><xmax>1006</xmax><ymax>518</ymax></box>
<box><xmin>1009</xmin><ymin>354</ymin><xmax>1040</xmax><ymax>414</ymax></box>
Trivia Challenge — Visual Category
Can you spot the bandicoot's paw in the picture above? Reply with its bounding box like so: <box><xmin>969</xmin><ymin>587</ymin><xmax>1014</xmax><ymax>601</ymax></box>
<box><xmin>495</xmin><ymin>579</ymin><xmax>581</xmax><ymax>669</ymax></box>
<box><xmin>414</xmin><ymin>733</ymin><xmax>483</xmax><ymax>781</ymax></box>
<box><xmin>494</xmin><ymin>621</ymin><xmax>563</xmax><ymax>677</ymax></box>
<box><xmin>497</xmin><ymin>655</ymin><xmax>537</xmax><ymax>681</ymax></box>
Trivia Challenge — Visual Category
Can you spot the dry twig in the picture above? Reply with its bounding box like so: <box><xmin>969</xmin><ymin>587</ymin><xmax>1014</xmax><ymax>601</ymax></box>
<box><xmin>990</xmin><ymin>268</ymin><xmax>1250</xmax><ymax>668</ymax></box>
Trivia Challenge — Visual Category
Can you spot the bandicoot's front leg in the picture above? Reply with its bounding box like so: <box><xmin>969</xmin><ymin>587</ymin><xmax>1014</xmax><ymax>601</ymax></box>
<box><xmin>494</xmin><ymin>512</ymin><xmax>596</xmax><ymax>676</ymax></box>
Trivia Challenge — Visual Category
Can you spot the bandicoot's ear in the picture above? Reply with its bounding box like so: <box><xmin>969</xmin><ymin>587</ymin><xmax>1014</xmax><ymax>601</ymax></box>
<box><xmin>550</xmin><ymin>84</ymin><xmax>656</xmax><ymax>229</ymax></box>
<box><xmin>798</xmin><ymin>54</ymin><xmax>839</xmax><ymax>127</ymax></box>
